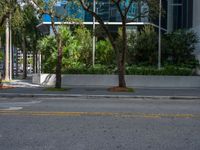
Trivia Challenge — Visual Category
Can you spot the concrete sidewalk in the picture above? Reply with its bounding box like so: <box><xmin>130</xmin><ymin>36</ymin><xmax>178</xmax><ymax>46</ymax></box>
<box><xmin>0</xmin><ymin>79</ymin><xmax>200</xmax><ymax>99</ymax></box>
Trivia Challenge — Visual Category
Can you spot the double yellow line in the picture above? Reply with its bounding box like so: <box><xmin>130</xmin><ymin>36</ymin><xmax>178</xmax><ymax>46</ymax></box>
<box><xmin>0</xmin><ymin>110</ymin><xmax>199</xmax><ymax>119</ymax></box>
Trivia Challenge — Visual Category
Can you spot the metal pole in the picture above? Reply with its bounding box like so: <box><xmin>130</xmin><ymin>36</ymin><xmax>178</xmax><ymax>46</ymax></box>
<box><xmin>158</xmin><ymin>0</ymin><xmax>162</xmax><ymax>70</ymax></box>
<box><xmin>92</xmin><ymin>0</ymin><xmax>96</xmax><ymax>67</ymax></box>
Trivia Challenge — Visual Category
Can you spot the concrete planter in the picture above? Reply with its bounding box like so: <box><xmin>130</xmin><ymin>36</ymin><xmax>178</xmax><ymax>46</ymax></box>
<box><xmin>32</xmin><ymin>74</ymin><xmax>200</xmax><ymax>88</ymax></box>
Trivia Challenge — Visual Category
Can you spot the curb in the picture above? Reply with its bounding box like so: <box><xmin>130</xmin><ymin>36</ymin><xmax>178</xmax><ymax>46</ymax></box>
<box><xmin>0</xmin><ymin>93</ymin><xmax>200</xmax><ymax>100</ymax></box>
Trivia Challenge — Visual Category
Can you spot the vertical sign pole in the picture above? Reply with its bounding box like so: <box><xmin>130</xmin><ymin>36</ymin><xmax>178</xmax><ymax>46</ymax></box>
<box><xmin>92</xmin><ymin>0</ymin><xmax>96</xmax><ymax>67</ymax></box>
<box><xmin>158</xmin><ymin>0</ymin><xmax>162</xmax><ymax>70</ymax></box>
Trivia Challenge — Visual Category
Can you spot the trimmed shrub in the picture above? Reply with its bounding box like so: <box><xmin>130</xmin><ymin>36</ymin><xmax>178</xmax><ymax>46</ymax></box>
<box><xmin>126</xmin><ymin>66</ymin><xmax>193</xmax><ymax>76</ymax></box>
<box><xmin>62</xmin><ymin>65</ymin><xmax>194</xmax><ymax>76</ymax></box>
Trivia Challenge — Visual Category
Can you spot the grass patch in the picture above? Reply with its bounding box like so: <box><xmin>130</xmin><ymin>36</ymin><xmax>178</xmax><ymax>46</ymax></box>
<box><xmin>108</xmin><ymin>86</ymin><xmax>134</xmax><ymax>92</ymax></box>
<box><xmin>127</xmin><ymin>88</ymin><xmax>135</xmax><ymax>92</ymax></box>
<box><xmin>1</xmin><ymin>80</ymin><xmax>13</xmax><ymax>83</ymax></box>
<box><xmin>44</xmin><ymin>87</ymin><xmax>70</xmax><ymax>92</ymax></box>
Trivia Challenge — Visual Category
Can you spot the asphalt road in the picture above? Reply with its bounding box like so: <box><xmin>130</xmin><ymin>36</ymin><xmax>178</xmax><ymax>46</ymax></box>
<box><xmin>0</xmin><ymin>97</ymin><xmax>200</xmax><ymax>150</ymax></box>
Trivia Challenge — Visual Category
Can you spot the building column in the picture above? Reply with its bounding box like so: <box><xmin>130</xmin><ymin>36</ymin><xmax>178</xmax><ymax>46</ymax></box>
<box><xmin>193</xmin><ymin>0</ymin><xmax>200</xmax><ymax>67</ymax></box>
<box><xmin>167</xmin><ymin>0</ymin><xmax>174</xmax><ymax>33</ymax></box>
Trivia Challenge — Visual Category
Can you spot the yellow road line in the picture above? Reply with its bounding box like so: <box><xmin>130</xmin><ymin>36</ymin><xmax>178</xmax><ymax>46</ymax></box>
<box><xmin>0</xmin><ymin>110</ymin><xmax>199</xmax><ymax>119</ymax></box>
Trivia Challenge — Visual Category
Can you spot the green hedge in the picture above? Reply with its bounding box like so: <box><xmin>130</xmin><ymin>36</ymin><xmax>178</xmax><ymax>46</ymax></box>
<box><xmin>126</xmin><ymin>66</ymin><xmax>193</xmax><ymax>76</ymax></box>
<box><xmin>62</xmin><ymin>65</ymin><xmax>195</xmax><ymax>76</ymax></box>
<box><xmin>62</xmin><ymin>65</ymin><xmax>114</xmax><ymax>74</ymax></box>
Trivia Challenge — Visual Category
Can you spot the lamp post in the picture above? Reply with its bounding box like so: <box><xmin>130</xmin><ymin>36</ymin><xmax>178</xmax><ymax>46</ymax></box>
<box><xmin>158</xmin><ymin>0</ymin><xmax>162</xmax><ymax>70</ymax></box>
<box><xmin>92</xmin><ymin>0</ymin><xmax>96</xmax><ymax>67</ymax></box>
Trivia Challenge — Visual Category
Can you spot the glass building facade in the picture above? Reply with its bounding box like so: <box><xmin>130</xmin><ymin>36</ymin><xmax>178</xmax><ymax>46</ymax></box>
<box><xmin>42</xmin><ymin>0</ymin><xmax>149</xmax><ymax>23</ymax></box>
<box><xmin>167</xmin><ymin>0</ymin><xmax>193</xmax><ymax>32</ymax></box>
<box><xmin>40</xmin><ymin>0</ymin><xmax>194</xmax><ymax>33</ymax></box>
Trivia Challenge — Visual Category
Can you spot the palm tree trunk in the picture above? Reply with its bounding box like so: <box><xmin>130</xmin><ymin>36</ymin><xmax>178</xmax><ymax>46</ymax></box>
<box><xmin>33</xmin><ymin>49</ymin><xmax>36</xmax><ymax>74</ymax></box>
<box><xmin>22</xmin><ymin>32</ymin><xmax>27</xmax><ymax>79</ymax></box>
<box><xmin>16</xmin><ymin>48</ymin><xmax>18</xmax><ymax>77</ymax></box>
<box><xmin>0</xmin><ymin>34</ymin><xmax>2</xmax><ymax>79</ymax></box>
<box><xmin>118</xmin><ymin>58</ymin><xmax>126</xmax><ymax>87</ymax></box>
<box><xmin>0</xmin><ymin>36</ymin><xmax>1</xmax><ymax>50</ymax></box>
<box><xmin>118</xmin><ymin>21</ymin><xmax>127</xmax><ymax>88</ymax></box>
<box><xmin>35</xmin><ymin>51</ymin><xmax>38</xmax><ymax>73</ymax></box>
<box><xmin>55</xmin><ymin>37</ymin><xmax>62</xmax><ymax>88</ymax></box>
<box><xmin>5</xmin><ymin>17</ymin><xmax>10</xmax><ymax>81</ymax></box>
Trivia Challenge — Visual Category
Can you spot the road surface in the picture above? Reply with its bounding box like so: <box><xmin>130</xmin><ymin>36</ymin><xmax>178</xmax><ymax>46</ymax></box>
<box><xmin>0</xmin><ymin>97</ymin><xmax>200</xmax><ymax>150</ymax></box>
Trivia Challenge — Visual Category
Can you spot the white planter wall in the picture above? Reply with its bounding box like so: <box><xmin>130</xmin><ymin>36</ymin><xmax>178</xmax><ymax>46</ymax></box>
<box><xmin>193</xmin><ymin>0</ymin><xmax>200</xmax><ymax>62</ymax></box>
<box><xmin>32</xmin><ymin>74</ymin><xmax>200</xmax><ymax>88</ymax></box>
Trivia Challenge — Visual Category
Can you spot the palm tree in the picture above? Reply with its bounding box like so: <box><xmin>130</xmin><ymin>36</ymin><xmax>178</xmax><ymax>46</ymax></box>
<box><xmin>28</xmin><ymin>0</ymin><xmax>80</xmax><ymax>88</ymax></box>
<box><xmin>0</xmin><ymin>0</ymin><xmax>19</xmax><ymax>80</ymax></box>
<box><xmin>1</xmin><ymin>1</ymin><xmax>40</xmax><ymax>79</ymax></box>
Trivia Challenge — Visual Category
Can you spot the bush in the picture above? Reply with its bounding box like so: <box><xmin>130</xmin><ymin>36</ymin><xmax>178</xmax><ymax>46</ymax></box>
<box><xmin>62</xmin><ymin>65</ymin><xmax>194</xmax><ymax>76</ymax></box>
<box><xmin>74</xmin><ymin>27</ymin><xmax>93</xmax><ymax>66</ymax></box>
<box><xmin>62</xmin><ymin>64</ymin><xmax>114</xmax><ymax>74</ymax></box>
<box><xmin>128</xmin><ymin>26</ymin><xmax>158</xmax><ymax>66</ymax></box>
<box><xmin>38</xmin><ymin>27</ymin><xmax>90</xmax><ymax>73</ymax></box>
<box><xmin>162</xmin><ymin>30</ymin><xmax>199</xmax><ymax>68</ymax></box>
<box><xmin>96</xmin><ymin>39</ymin><xmax>115</xmax><ymax>65</ymax></box>
<box><xmin>127</xmin><ymin>28</ymin><xmax>199</xmax><ymax>69</ymax></box>
<box><xmin>37</xmin><ymin>36</ymin><xmax>57</xmax><ymax>73</ymax></box>
<box><xmin>126</xmin><ymin>66</ymin><xmax>193</xmax><ymax>76</ymax></box>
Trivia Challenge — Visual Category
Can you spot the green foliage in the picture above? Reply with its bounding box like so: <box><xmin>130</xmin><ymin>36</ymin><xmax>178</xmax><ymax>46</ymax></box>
<box><xmin>147</xmin><ymin>0</ymin><xmax>164</xmax><ymax>19</ymax></box>
<box><xmin>0</xmin><ymin>50</ymin><xmax>3</xmax><ymax>61</ymax></box>
<box><xmin>128</xmin><ymin>27</ymin><xmax>199</xmax><ymax>69</ymax></box>
<box><xmin>0</xmin><ymin>0</ymin><xmax>28</xmax><ymax>29</ymax></box>
<box><xmin>62</xmin><ymin>64</ymin><xmax>114</xmax><ymax>74</ymax></box>
<box><xmin>62</xmin><ymin>65</ymin><xmax>193</xmax><ymax>76</ymax></box>
<box><xmin>74</xmin><ymin>27</ymin><xmax>92</xmax><ymax>66</ymax></box>
<box><xmin>128</xmin><ymin>25</ymin><xmax>158</xmax><ymax>66</ymax></box>
<box><xmin>96</xmin><ymin>39</ymin><xmax>115</xmax><ymax>65</ymax></box>
<box><xmin>11</xmin><ymin>6</ymin><xmax>24</xmax><ymax>30</ymax></box>
<box><xmin>126</xmin><ymin>66</ymin><xmax>193</xmax><ymax>76</ymax></box>
<box><xmin>163</xmin><ymin>30</ymin><xmax>199</xmax><ymax>68</ymax></box>
<box><xmin>38</xmin><ymin>27</ymin><xmax>88</xmax><ymax>73</ymax></box>
<box><xmin>60</xmin><ymin>26</ymin><xmax>80</xmax><ymax>68</ymax></box>
<box><xmin>38</xmin><ymin>25</ymin><xmax>199</xmax><ymax>75</ymax></box>
<box><xmin>37</xmin><ymin>36</ymin><xmax>57</xmax><ymax>73</ymax></box>
<box><xmin>20</xmin><ymin>5</ymin><xmax>40</xmax><ymax>53</ymax></box>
